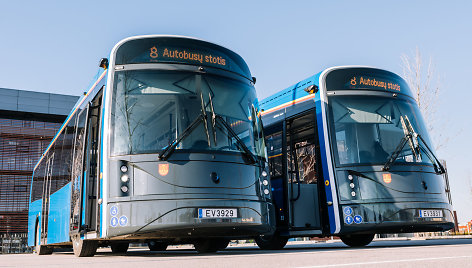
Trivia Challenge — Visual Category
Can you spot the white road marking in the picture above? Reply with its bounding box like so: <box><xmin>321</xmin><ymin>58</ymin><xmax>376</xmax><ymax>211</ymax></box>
<box><xmin>296</xmin><ymin>255</ymin><xmax>472</xmax><ymax>268</ymax></box>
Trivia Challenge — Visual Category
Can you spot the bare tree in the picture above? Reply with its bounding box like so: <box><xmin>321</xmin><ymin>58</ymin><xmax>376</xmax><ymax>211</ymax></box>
<box><xmin>401</xmin><ymin>47</ymin><xmax>447</xmax><ymax>152</ymax></box>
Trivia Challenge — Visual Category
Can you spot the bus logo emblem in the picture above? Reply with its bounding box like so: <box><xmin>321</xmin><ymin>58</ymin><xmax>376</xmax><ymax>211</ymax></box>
<box><xmin>159</xmin><ymin>164</ymin><xmax>169</xmax><ymax>176</ymax></box>
<box><xmin>383</xmin><ymin>173</ymin><xmax>392</xmax><ymax>184</ymax></box>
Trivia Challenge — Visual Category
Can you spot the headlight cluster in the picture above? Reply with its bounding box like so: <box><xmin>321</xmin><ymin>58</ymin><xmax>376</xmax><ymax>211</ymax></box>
<box><xmin>261</xmin><ymin>169</ymin><xmax>270</xmax><ymax>196</ymax></box>
<box><xmin>120</xmin><ymin>162</ymin><xmax>130</xmax><ymax>195</ymax></box>
<box><xmin>348</xmin><ymin>174</ymin><xmax>357</xmax><ymax>198</ymax></box>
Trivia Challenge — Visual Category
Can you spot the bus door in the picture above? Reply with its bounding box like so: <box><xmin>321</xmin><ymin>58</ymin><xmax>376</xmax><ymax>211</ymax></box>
<box><xmin>70</xmin><ymin>107</ymin><xmax>89</xmax><ymax>233</ymax></box>
<box><xmin>83</xmin><ymin>95</ymin><xmax>102</xmax><ymax>232</ymax></box>
<box><xmin>40</xmin><ymin>152</ymin><xmax>54</xmax><ymax>244</ymax></box>
<box><xmin>285</xmin><ymin>111</ymin><xmax>321</xmax><ymax>229</ymax></box>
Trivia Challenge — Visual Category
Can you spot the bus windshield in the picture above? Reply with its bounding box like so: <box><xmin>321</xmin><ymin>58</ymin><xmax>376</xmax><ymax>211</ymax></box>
<box><xmin>327</xmin><ymin>95</ymin><xmax>435</xmax><ymax>167</ymax></box>
<box><xmin>110</xmin><ymin>69</ymin><xmax>265</xmax><ymax>159</ymax></box>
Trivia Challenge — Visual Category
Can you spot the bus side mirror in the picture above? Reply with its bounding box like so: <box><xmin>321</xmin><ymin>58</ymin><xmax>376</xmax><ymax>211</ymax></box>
<box><xmin>252</xmin><ymin>77</ymin><xmax>257</xmax><ymax>84</ymax></box>
<box><xmin>304</xmin><ymin>85</ymin><xmax>318</xmax><ymax>94</ymax></box>
<box><xmin>99</xmin><ymin>58</ymin><xmax>109</xmax><ymax>69</ymax></box>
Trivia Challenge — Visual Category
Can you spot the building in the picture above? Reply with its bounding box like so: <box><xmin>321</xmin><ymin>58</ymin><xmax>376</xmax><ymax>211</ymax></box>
<box><xmin>0</xmin><ymin>88</ymin><xmax>78</xmax><ymax>246</ymax></box>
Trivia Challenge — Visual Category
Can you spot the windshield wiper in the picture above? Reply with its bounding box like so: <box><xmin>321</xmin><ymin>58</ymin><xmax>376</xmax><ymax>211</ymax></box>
<box><xmin>416</xmin><ymin>134</ymin><xmax>446</xmax><ymax>174</ymax></box>
<box><xmin>159</xmin><ymin>91</ymin><xmax>212</xmax><ymax>161</ymax></box>
<box><xmin>213</xmin><ymin>114</ymin><xmax>257</xmax><ymax>164</ymax></box>
<box><xmin>382</xmin><ymin>116</ymin><xmax>416</xmax><ymax>171</ymax></box>
<box><xmin>158</xmin><ymin>113</ymin><xmax>206</xmax><ymax>161</ymax></box>
<box><xmin>199</xmin><ymin>92</ymin><xmax>211</xmax><ymax>147</ymax></box>
<box><xmin>382</xmin><ymin>115</ymin><xmax>445</xmax><ymax>174</ymax></box>
<box><xmin>208</xmin><ymin>93</ymin><xmax>217</xmax><ymax>146</ymax></box>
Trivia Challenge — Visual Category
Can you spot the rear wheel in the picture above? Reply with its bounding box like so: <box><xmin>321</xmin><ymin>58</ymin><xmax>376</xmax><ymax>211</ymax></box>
<box><xmin>340</xmin><ymin>234</ymin><xmax>375</xmax><ymax>247</ymax></box>
<box><xmin>194</xmin><ymin>238</ymin><xmax>229</xmax><ymax>253</ymax></box>
<box><xmin>34</xmin><ymin>223</ymin><xmax>53</xmax><ymax>255</ymax></box>
<box><xmin>147</xmin><ymin>240</ymin><xmax>168</xmax><ymax>251</ymax></box>
<box><xmin>255</xmin><ymin>233</ymin><xmax>288</xmax><ymax>250</ymax></box>
<box><xmin>110</xmin><ymin>242</ymin><xmax>129</xmax><ymax>253</ymax></box>
<box><xmin>72</xmin><ymin>235</ymin><xmax>98</xmax><ymax>257</ymax></box>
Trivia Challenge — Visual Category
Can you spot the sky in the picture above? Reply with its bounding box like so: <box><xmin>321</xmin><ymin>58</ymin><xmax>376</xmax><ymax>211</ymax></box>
<box><xmin>1</xmin><ymin>1</ymin><xmax>471</xmax><ymax>224</ymax></box>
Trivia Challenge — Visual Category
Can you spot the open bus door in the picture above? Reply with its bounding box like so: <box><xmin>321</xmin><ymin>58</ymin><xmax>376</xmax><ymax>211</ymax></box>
<box><xmin>258</xmin><ymin>109</ymin><xmax>325</xmax><ymax>249</ymax></box>
<box><xmin>39</xmin><ymin>153</ymin><xmax>54</xmax><ymax>246</ymax></box>
<box><xmin>82</xmin><ymin>94</ymin><xmax>102</xmax><ymax>233</ymax></box>
<box><xmin>70</xmin><ymin>92</ymin><xmax>102</xmax><ymax>236</ymax></box>
<box><xmin>285</xmin><ymin>111</ymin><xmax>322</xmax><ymax>231</ymax></box>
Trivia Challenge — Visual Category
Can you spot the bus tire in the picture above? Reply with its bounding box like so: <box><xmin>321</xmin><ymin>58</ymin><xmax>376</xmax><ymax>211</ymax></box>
<box><xmin>34</xmin><ymin>223</ymin><xmax>53</xmax><ymax>255</ymax></box>
<box><xmin>340</xmin><ymin>234</ymin><xmax>375</xmax><ymax>247</ymax></box>
<box><xmin>216</xmin><ymin>239</ymin><xmax>230</xmax><ymax>251</ymax></box>
<box><xmin>110</xmin><ymin>242</ymin><xmax>129</xmax><ymax>253</ymax></box>
<box><xmin>147</xmin><ymin>240</ymin><xmax>168</xmax><ymax>251</ymax></box>
<box><xmin>193</xmin><ymin>238</ymin><xmax>228</xmax><ymax>253</ymax></box>
<box><xmin>72</xmin><ymin>235</ymin><xmax>98</xmax><ymax>257</ymax></box>
<box><xmin>255</xmin><ymin>234</ymin><xmax>288</xmax><ymax>250</ymax></box>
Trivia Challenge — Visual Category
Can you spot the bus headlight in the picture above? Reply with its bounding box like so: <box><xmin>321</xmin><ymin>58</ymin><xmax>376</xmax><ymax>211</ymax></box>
<box><xmin>261</xmin><ymin>170</ymin><xmax>268</xmax><ymax>177</ymax></box>
<box><xmin>121</xmin><ymin>185</ymin><xmax>129</xmax><ymax>193</ymax></box>
<box><xmin>264</xmin><ymin>189</ymin><xmax>270</xmax><ymax>195</ymax></box>
<box><xmin>121</xmin><ymin>174</ymin><xmax>129</xmax><ymax>183</ymax></box>
<box><xmin>120</xmin><ymin>165</ymin><xmax>128</xmax><ymax>173</ymax></box>
<box><xmin>348</xmin><ymin>175</ymin><xmax>353</xmax><ymax>181</ymax></box>
<box><xmin>262</xmin><ymin>179</ymin><xmax>269</xmax><ymax>186</ymax></box>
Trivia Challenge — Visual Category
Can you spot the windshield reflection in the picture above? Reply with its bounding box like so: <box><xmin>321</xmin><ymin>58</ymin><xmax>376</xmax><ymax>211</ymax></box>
<box><xmin>328</xmin><ymin>95</ymin><xmax>436</xmax><ymax>166</ymax></box>
<box><xmin>110</xmin><ymin>70</ymin><xmax>265</xmax><ymax>158</ymax></box>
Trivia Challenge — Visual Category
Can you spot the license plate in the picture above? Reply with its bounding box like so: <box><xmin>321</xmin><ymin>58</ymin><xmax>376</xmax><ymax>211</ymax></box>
<box><xmin>198</xmin><ymin>208</ymin><xmax>237</xmax><ymax>218</ymax></box>
<box><xmin>419</xmin><ymin>209</ymin><xmax>443</xmax><ymax>218</ymax></box>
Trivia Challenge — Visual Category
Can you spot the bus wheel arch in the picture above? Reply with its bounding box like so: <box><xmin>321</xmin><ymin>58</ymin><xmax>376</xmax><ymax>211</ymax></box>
<box><xmin>340</xmin><ymin>233</ymin><xmax>375</xmax><ymax>247</ymax></box>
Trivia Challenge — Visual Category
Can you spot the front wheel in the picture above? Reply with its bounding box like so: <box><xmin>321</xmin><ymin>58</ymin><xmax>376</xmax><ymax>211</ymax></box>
<box><xmin>72</xmin><ymin>235</ymin><xmax>98</xmax><ymax>257</ymax></box>
<box><xmin>148</xmin><ymin>240</ymin><xmax>168</xmax><ymax>251</ymax></box>
<box><xmin>194</xmin><ymin>238</ymin><xmax>229</xmax><ymax>253</ymax></box>
<box><xmin>110</xmin><ymin>242</ymin><xmax>129</xmax><ymax>253</ymax></box>
<box><xmin>255</xmin><ymin>234</ymin><xmax>288</xmax><ymax>250</ymax></box>
<box><xmin>340</xmin><ymin>234</ymin><xmax>375</xmax><ymax>247</ymax></box>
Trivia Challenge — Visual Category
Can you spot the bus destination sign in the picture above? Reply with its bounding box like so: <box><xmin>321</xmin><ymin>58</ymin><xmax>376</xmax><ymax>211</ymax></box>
<box><xmin>347</xmin><ymin>75</ymin><xmax>401</xmax><ymax>92</ymax></box>
<box><xmin>325</xmin><ymin>68</ymin><xmax>412</xmax><ymax>97</ymax></box>
<box><xmin>148</xmin><ymin>45</ymin><xmax>227</xmax><ymax>67</ymax></box>
<box><xmin>114</xmin><ymin>37</ymin><xmax>252</xmax><ymax>80</ymax></box>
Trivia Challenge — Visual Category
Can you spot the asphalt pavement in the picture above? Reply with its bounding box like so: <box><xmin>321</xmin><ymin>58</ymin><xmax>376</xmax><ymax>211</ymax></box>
<box><xmin>3</xmin><ymin>238</ymin><xmax>472</xmax><ymax>267</ymax></box>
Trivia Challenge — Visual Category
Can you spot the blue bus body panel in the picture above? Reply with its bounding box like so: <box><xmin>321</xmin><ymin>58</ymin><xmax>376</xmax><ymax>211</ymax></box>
<box><xmin>47</xmin><ymin>183</ymin><xmax>72</xmax><ymax>244</ymax></box>
<box><xmin>27</xmin><ymin>199</ymin><xmax>42</xmax><ymax>246</ymax></box>
<box><xmin>260</xmin><ymin>71</ymin><xmax>339</xmax><ymax>233</ymax></box>
<box><xmin>259</xmin><ymin>75</ymin><xmax>318</xmax><ymax>112</ymax></box>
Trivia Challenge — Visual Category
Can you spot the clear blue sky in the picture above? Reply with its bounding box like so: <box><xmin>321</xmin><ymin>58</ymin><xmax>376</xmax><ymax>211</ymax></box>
<box><xmin>1</xmin><ymin>1</ymin><xmax>471</xmax><ymax>224</ymax></box>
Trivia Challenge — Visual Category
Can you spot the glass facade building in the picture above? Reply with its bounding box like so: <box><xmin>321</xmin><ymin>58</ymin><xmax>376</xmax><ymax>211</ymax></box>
<box><xmin>0</xmin><ymin>88</ymin><xmax>78</xmax><ymax>235</ymax></box>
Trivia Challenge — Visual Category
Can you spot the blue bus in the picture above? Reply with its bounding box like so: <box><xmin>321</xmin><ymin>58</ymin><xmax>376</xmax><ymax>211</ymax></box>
<box><xmin>28</xmin><ymin>35</ymin><xmax>274</xmax><ymax>256</ymax></box>
<box><xmin>257</xmin><ymin>66</ymin><xmax>454</xmax><ymax>248</ymax></box>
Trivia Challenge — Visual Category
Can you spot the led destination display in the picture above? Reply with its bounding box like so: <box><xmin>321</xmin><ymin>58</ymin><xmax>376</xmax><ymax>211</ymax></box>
<box><xmin>114</xmin><ymin>37</ymin><xmax>252</xmax><ymax>79</ymax></box>
<box><xmin>325</xmin><ymin>67</ymin><xmax>412</xmax><ymax>96</ymax></box>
